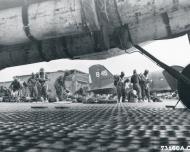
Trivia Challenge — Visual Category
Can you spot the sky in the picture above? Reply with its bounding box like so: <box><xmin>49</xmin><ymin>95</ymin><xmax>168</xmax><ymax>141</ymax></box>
<box><xmin>0</xmin><ymin>35</ymin><xmax>190</xmax><ymax>82</ymax></box>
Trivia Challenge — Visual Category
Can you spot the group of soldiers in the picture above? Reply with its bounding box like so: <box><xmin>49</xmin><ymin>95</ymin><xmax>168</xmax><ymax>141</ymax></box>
<box><xmin>9</xmin><ymin>68</ymin><xmax>49</xmax><ymax>102</ymax></box>
<box><xmin>3</xmin><ymin>67</ymin><xmax>151</xmax><ymax>103</ymax></box>
<box><xmin>7</xmin><ymin>69</ymin><xmax>75</xmax><ymax>102</ymax></box>
<box><xmin>115</xmin><ymin>69</ymin><xmax>151</xmax><ymax>103</ymax></box>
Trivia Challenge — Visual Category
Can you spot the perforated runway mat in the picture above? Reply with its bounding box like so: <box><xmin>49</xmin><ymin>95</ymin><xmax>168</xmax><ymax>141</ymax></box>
<box><xmin>0</xmin><ymin>103</ymin><xmax>189</xmax><ymax>152</ymax></box>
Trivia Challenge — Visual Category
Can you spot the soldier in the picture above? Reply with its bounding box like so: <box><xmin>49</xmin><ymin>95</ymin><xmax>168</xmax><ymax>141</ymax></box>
<box><xmin>131</xmin><ymin>70</ymin><xmax>142</xmax><ymax>102</ymax></box>
<box><xmin>28</xmin><ymin>73</ymin><xmax>38</xmax><ymax>100</ymax></box>
<box><xmin>125</xmin><ymin>78</ymin><xmax>131</xmax><ymax>102</ymax></box>
<box><xmin>22</xmin><ymin>81</ymin><xmax>29</xmax><ymax>98</ymax></box>
<box><xmin>54</xmin><ymin>76</ymin><xmax>65</xmax><ymax>101</ymax></box>
<box><xmin>140</xmin><ymin>70</ymin><xmax>151</xmax><ymax>102</ymax></box>
<box><xmin>54</xmin><ymin>71</ymin><xmax>71</xmax><ymax>101</ymax></box>
<box><xmin>116</xmin><ymin>72</ymin><xmax>127</xmax><ymax>103</ymax></box>
<box><xmin>9</xmin><ymin>77</ymin><xmax>23</xmax><ymax>100</ymax></box>
<box><xmin>0</xmin><ymin>86</ymin><xmax>9</xmax><ymax>97</ymax></box>
<box><xmin>36</xmin><ymin>68</ymin><xmax>49</xmax><ymax>102</ymax></box>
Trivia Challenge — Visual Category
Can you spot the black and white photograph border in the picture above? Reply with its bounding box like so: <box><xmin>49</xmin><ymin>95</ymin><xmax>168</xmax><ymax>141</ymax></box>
<box><xmin>0</xmin><ymin>0</ymin><xmax>190</xmax><ymax>152</ymax></box>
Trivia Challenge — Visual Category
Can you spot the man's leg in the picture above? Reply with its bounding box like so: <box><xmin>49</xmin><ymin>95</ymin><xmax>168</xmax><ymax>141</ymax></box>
<box><xmin>34</xmin><ymin>86</ymin><xmax>38</xmax><ymax>101</ymax></box>
<box><xmin>137</xmin><ymin>85</ymin><xmax>142</xmax><ymax>102</ymax></box>
<box><xmin>37</xmin><ymin>84</ymin><xmax>41</xmax><ymax>101</ymax></box>
<box><xmin>127</xmin><ymin>90</ymin><xmax>131</xmax><ymax>102</ymax></box>
<box><xmin>56</xmin><ymin>88</ymin><xmax>63</xmax><ymax>101</ymax></box>
<box><xmin>146</xmin><ymin>88</ymin><xmax>150</xmax><ymax>102</ymax></box>
<box><xmin>116</xmin><ymin>88</ymin><xmax>119</xmax><ymax>103</ymax></box>
<box><xmin>133</xmin><ymin>85</ymin><xmax>139</xmax><ymax>102</ymax></box>
<box><xmin>117</xmin><ymin>91</ymin><xmax>121</xmax><ymax>103</ymax></box>
<box><xmin>15</xmin><ymin>90</ymin><xmax>20</xmax><ymax>102</ymax></box>
<box><xmin>122</xmin><ymin>89</ymin><xmax>126</xmax><ymax>102</ymax></box>
<box><xmin>42</xmin><ymin>85</ymin><xmax>48</xmax><ymax>102</ymax></box>
<box><xmin>117</xmin><ymin>94</ymin><xmax>121</xmax><ymax>103</ymax></box>
<box><xmin>29</xmin><ymin>87</ymin><xmax>33</xmax><ymax>98</ymax></box>
<box><xmin>141</xmin><ymin>86</ymin><xmax>145</xmax><ymax>101</ymax></box>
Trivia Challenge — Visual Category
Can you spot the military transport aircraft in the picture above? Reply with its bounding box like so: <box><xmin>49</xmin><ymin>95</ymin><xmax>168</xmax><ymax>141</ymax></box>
<box><xmin>0</xmin><ymin>0</ymin><xmax>190</xmax><ymax>108</ymax></box>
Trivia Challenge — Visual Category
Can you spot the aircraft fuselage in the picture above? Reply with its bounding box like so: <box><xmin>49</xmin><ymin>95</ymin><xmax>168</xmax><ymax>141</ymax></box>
<box><xmin>0</xmin><ymin>0</ymin><xmax>189</xmax><ymax>69</ymax></box>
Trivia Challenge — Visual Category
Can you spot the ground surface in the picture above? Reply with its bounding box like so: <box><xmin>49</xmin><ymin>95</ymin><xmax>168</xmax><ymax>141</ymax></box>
<box><xmin>0</xmin><ymin>100</ymin><xmax>189</xmax><ymax>152</ymax></box>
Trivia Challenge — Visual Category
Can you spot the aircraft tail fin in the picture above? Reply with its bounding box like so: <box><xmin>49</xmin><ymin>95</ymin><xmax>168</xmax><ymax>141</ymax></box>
<box><xmin>89</xmin><ymin>64</ymin><xmax>115</xmax><ymax>93</ymax></box>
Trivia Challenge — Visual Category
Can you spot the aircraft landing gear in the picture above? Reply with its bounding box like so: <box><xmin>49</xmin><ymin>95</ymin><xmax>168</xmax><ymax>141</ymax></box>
<box><xmin>133</xmin><ymin>45</ymin><xmax>190</xmax><ymax>110</ymax></box>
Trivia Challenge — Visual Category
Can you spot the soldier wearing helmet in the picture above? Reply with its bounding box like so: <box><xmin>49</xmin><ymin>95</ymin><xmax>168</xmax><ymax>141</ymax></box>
<box><xmin>37</xmin><ymin>68</ymin><xmax>48</xmax><ymax>102</ymax></box>
<box><xmin>140</xmin><ymin>69</ymin><xmax>151</xmax><ymax>102</ymax></box>
<box><xmin>116</xmin><ymin>71</ymin><xmax>127</xmax><ymax>103</ymax></box>
<box><xmin>54</xmin><ymin>71</ymin><xmax>71</xmax><ymax>101</ymax></box>
<box><xmin>131</xmin><ymin>70</ymin><xmax>142</xmax><ymax>102</ymax></box>
<box><xmin>9</xmin><ymin>77</ymin><xmax>23</xmax><ymax>100</ymax></box>
<box><xmin>27</xmin><ymin>73</ymin><xmax>38</xmax><ymax>100</ymax></box>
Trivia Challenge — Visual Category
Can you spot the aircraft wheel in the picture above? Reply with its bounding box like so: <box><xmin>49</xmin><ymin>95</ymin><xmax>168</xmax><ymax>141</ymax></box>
<box><xmin>178</xmin><ymin>64</ymin><xmax>190</xmax><ymax>109</ymax></box>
